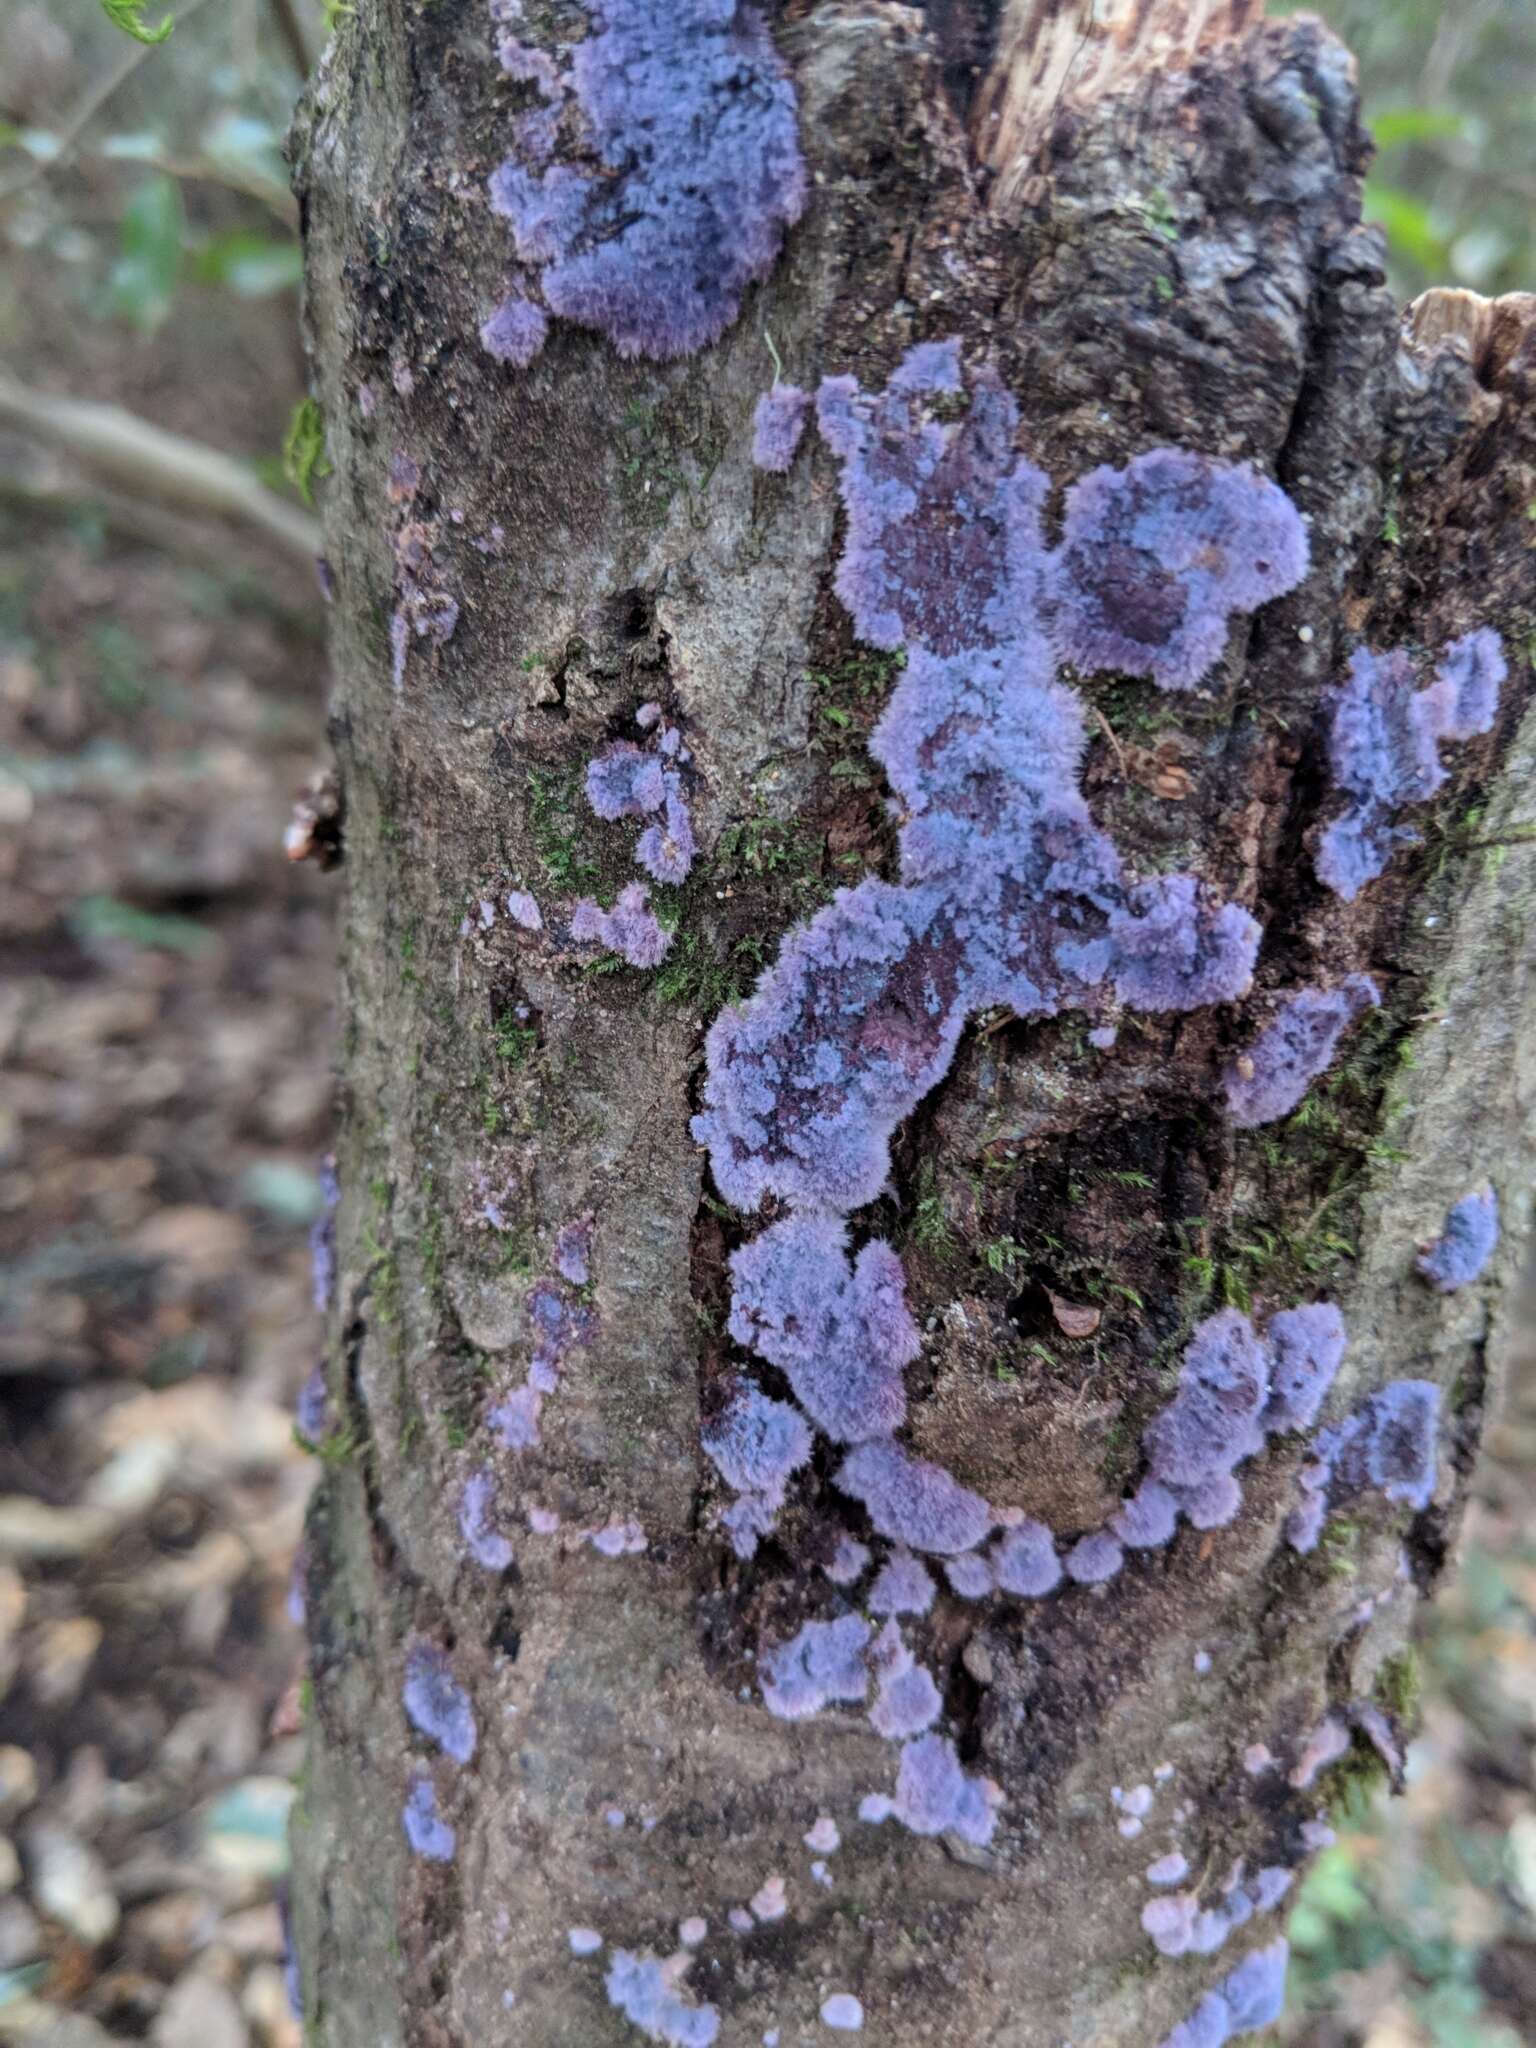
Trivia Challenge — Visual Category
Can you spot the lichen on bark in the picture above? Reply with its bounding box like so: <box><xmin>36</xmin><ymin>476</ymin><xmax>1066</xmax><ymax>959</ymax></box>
<box><xmin>287</xmin><ymin>3</ymin><xmax>1536</xmax><ymax>2043</ymax></box>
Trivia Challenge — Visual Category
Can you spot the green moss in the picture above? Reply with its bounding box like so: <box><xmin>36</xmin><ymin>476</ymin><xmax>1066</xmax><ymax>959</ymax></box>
<box><xmin>1375</xmin><ymin>1648</ymin><xmax>1422</xmax><ymax>1722</ymax></box>
<box><xmin>652</xmin><ymin>929</ymin><xmax>764</xmax><ymax>1013</ymax></box>
<box><xmin>526</xmin><ymin>765</ymin><xmax>598</xmax><ymax>889</ymax></box>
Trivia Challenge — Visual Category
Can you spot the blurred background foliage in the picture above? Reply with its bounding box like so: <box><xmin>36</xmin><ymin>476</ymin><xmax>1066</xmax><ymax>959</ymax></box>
<box><xmin>0</xmin><ymin>4</ymin><xmax>1532</xmax><ymax>2047</ymax></box>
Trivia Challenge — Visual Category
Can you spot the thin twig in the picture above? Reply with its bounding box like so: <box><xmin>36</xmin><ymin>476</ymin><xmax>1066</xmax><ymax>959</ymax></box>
<box><xmin>0</xmin><ymin>0</ymin><xmax>220</xmax><ymax>205</ymax></box>
<box><xmin>0</xmin><ymin>370</ymin><xmax>321</xmax><ymax>563</ymax></box>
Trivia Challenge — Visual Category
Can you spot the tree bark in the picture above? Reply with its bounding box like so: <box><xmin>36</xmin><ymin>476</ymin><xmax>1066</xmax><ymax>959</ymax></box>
<box><xmin>289</xmin><ymin>3</ymin><xmax>1536</xmax><ymax>2043</ymax></box>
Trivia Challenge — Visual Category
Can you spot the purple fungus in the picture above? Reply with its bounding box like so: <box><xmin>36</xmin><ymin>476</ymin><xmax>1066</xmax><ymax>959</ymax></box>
<box><xmin>1247</xmin><ymin>1867</ymin><xmax>1293</xmax><ymax>1914</ymax></box>
<box><xmin>586</xmin><ymin>742</ymin><xmax>668</xmax><ymax>820</ymax></box>
<box><xmin>870</xmin><ymin>1659</ymin><xmax>941</xmax><ymax>1741</ymax></box>
<box><xmin>821</xmin><ymin>1995</ymin><xmax>864</xmax><ymax>2031</ymax></box>
<box><xmin>1360</xmin><ymin>1379</ymin><xmax>1441</xmax><ymax>1509</ymax></box>
<box><xmin>1262</xmin><ymin>1302</ymin><xmax>1346</xmax><ymax>1434</ymax></box>
<box><xmin>892</xmin><ymin>1732</ymin><xmax>1000</xmax><ymax>1844</ymax></box>
<box><xmin>1143</xmin><ymin>1309</ymin><xmax>1271</xmax><ymax>1492</ymax></box>
<box><xmin>825</xmin><ymin>1533</ymin><xmax>871</xmax><ymax>1585</ymax></box>
<box><xmin>569</xmin><ymin>1927</ymin><xmax>604</xmax><ymax>1955</ymax></box>
<box><xmin>1109</xmin><ymin>1479</ymin><xmax>1180</xmax><ymax>1551</ymax></box>
<box><xmin>402</xmin><ymin>1645</ymin><xmax>477</xmax><ymax>1764</ymax></box>
<box><xmin>702</xmin><ymin>1384</ymin><xmax>811</xmax><ymax>1497</ymax></box>
<box><xmin>1289</xmin><ymin>1714</ymin><xmax>1350</xmax><ymax>1790</ymax></box>
<box><xmin>991</xmin><ymin>1518</ymin><xmax>1063</xmax><ymax>1596</ymax></box>
<box><xmin>635</xmin><ymin>781</ymin><xmax>697</xmax><ymax>884</ymax></box>
<box><xmin>1177</xmin><ymin>1472</ymin><xmax>1243</xmax><ymax>1531</ymax></box>
<box><xmin>402</xmin><ymin>1774</ymin><xmax>456</xmax><ymax>1862</ymax></box>
<box><xmin>815</xmin><ymin>352</ymin><xmax>1048</xmax><ymax>656</ymax></box>
<box><xmin>295</xmin><ymin>1366</ymin><xmax>330</xmax><ymax>1444</ymax></box>
<box><xmin>489</xmin><ymin>1382</ymin><xmax>543</xmax><ymax>1451</ymax></box>
<box><xmin>487</xmin><ymin>1</ymin><xmax>805</xmax><ymax>364</ymax></box>
<box><xmin>1159</xmin><ymin>1994</ymin><xmax>1231</xmax><ymax>2048</ymax></box>
<box><xmin>1142</xmin><ymin>1893</ymin><xmax>1202</xmax><ymax>1957</ymax></box>
<box><xmin>604</xmin><ymin>1950</ymin><xmax>720</xmax><ymax>2048</ymax></box>
<box><xmin>867</xmin><ymin>1548</ymin><xmax>936</xmax><ymax>1617</ymax></box>
<box><xmin>1148</xmin><ymin>1852</ymin><xmax>1191</xmax><ymax>1888</ymax></box>
<box><xmin>836</xmin><ymin>1441</ymin><xmax>992</xmax><ymax>1556</ymax></box>
<box><xmin>1417</xmin><ymin>1184</ymin><xmax>1498</xmax><ymax>1292</ymax></box>
<box><xmin>1043</xmin><ymin>448</ymin><xmax>1309</xmax><ymax>691</ymax></box>
<box><xmin>459</xmin><ymin>1468</ymin><xmax>515</xmax><ymax>1571</ymax></box>
<box><xmin>727</xmin><ymin>1215</ymin><xmax>916</xmax><ymax>1443</ymax></box>
<box><xmin>1430</xmin><ymin>626</ymin><xmax>1505</xmax><ymax>739</ymax></box>
<box><xmin>944</xmin><ymin>1552</ymin><xmax>995</xmax><ymax>1599</ymax></box>
<box><xmin>1316</xmin><ymin>633</ymin><xmax>1503</xmax><ymax>901</ymax></box>
<box><xmin>1065</xmin><ymin>1530</ymin><xmax>1125</xmax><ymax>1585</ymax></box>
<box><xmin>506</xmin><ymin>887</ymin><xmax>543</xmax><ymax>930</ymax></box>
<box><xmin>1219</xmin><ymin>1939</ymin><xmax>1290</xmax><ymax>2034</ymax></box>
<box><xmin>1223</xmin><ymin>976</ymin><xmax>1379</xmax><ymax>1128</ymax></box>
<box><xmin>752</xmin><ymin>383</ymin><xmax>810</xmax><ymax>472</ymax></box>
<box><xmin>480</xmin><ymin>295</ymin><xmax>549</xmax><ymax>366</ymax></box>
<box><xmin>759</xmin><ymin>1614</ymin><xmax>871</xmax><ymax>1720</ymax></box>
<box><xmin>309</xmin><ymin>1155</ymin><xmax>338</xmax><ymax>1312</ymax></box>
<box><xmin>570</xmin><ymin>883</ymin><xmax>673</xmax><ymax>968</ymax></box>
<box><xmin>552</xmin><ymin>1215</ymin><xmax>592</xmax><ymax>1285</ymax></box>
<box><xmin>1350</xmin><ymin>1701</ymin><xmax>1403</xmax><ymax>1776</ymax></box>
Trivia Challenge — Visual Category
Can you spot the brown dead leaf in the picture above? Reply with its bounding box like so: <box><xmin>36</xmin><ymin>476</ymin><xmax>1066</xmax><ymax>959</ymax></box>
<box><xmin>1048</xmin><ymin>1292</ymin><xmax>1101</xmax><ymax>1339</ymax></box>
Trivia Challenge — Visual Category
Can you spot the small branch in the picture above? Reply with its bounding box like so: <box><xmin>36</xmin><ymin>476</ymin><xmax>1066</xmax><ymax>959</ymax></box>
<box><xmin>0</xmin><ymin>0</ymin><xmax>219</xmax><ymax>205</ymax></box>
<box><xmin>0</xmin><ymin>371</ymin><xmax>321</xmax><ymax>564</ymax></box>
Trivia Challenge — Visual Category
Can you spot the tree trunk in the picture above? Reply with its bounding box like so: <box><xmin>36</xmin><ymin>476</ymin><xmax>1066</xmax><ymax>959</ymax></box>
<box><xmin>288</xmin><ymin>3</ymin><xmax>1536</xmax><ymax>2043</ymax></box>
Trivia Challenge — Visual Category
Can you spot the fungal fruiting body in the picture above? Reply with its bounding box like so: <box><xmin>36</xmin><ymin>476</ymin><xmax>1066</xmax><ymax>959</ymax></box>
<box><xmin>1286</xmin><ymin>1379</ymin><xmax>1441</xmax><ymax>1553</ymax></box>
<box><xmin>604</xmin><ymin>1949</ymin><xmax>720</xmax><ymax>2048</ymax></box>
<box><xmin>401</xmin><ymin>1774</ymin><xmax>456</xmax><ymax>1862</ymax></box>
<box><xmin>1315</xmin><ymin>628</ymin><xmax>1505</xmax><ymax>900</ymax></box>
<box><xmin>487</xmin><ymin>0</ymin><xmax>806</xmax><ymax>363</ymax></box>
<box><xmin>1157</xmin><ymin>1939</ymin><xmax>1290</xmax><ymax>2048</ymax></box>
<box><xmin>402</xmin><ymin>1645</ymin><xmax>477</xmax><ymax>1764</ymax></box>
<box><xmin>1416</xmin><ymin>1185</ymin><xmax>1498</xmax><ymax>1292</ymax></box>
<box><xmin>752</xmin><ymin>383</ymin><xmax>810</xmax><ymax>471</ymax></box>
<box><xmin>1222</xmin><ymin>977</ymin><xmax>1379</xmax><ymax>1128</ymax></box>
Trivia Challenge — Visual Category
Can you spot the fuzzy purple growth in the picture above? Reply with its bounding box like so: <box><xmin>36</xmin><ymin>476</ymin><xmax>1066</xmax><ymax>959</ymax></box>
<box><xmin>1064</xmin><ymin>1530</ymin><xmax>1124</xmax><ymax>1585</ymax></box>
<box><xmin>487</xmin><ymin>1261</ymin><xmax>597</xmax><ymax>1453</ymax></box>
<box><xmin>1109</xmin><ymin>1480</ymin><xmax>1180</xmax><ymax>1551</ymax></box>
<box><xmin>1417</xmin><ymin>1185</ymin><xmax>1498</xmax><ymax>1293</ymax></box>
<box><xmin>1316</xmin><ymin>630</ymin><xmax>1505</xmax><ymax>900</ymax></box>
<box><xmin>309</xmin><ymin>1154</ymin><xmax>338</xmax><ymax>1313</ymax></box>
<box><xmin>702</xmin><ymin>1382</ymin><xmax>812</xmax><ymax>1558</ymax></box>
<box><xmin>553</xmin><ymin>1215</ymin><xmax>592</xmax><ymax>1285</ymax></box>
<box><xmin>869</xmin><ymin>1623</ymin><xmax>942</xmax><ymax>1740</ymax></box>
<box><xmin>604</xmin><ymin>1950</ymin><xmax>720</xmax><ymax>2048</ymax></box>
<box><xmin>1044</xmin><ymin>449</ymin><xmax>1308</xmax><ymax>691</ymax></box>
<box><xmin>1143</xmin><ymin>1867</ymin><xmax>1294</xmax><ymax>1963</ymax></box>
<box><xmin>867</xmin><ymin>1548</ymin><xmax>935</xmax><ymax>1616</ymax></box>
<box><xmin>1143</xmin><ymin>1309</ymin><xmax>1273</xmax><ymax>1491</ymax></box>
<box><xmin>759</xmin><ymin>1613</ymin><xmax>870</xmax><ymax>1720</ymax></box>
<box><xmin>752</xmin><ymin>383</ymin><xmax>810</xmax><ymax>471</ymax></box>
<box><xmin>402</xmin><ymin>1645</ymin><xmax>477</xmax><ymax>1764</ymax></box>
<box><xmin>480</xmin><ymin>295</ymin><xmax>549</xmax><ymax>366</ymax></box>
<box><xmin>1262</xmin><ymin>1303</ymin><xmax>1347</xmax><ymax>1434</ymax></box>
<box><xmin>295</xmin><ymin>1366</ymin><xmax>330</xmax><ymax>1444</ymax></box>
<box><xmin>459</xmin><ymin>1468</ymin><xmax>515</xmax><ymax>1571</ymax></box>
<box><xmin>892</xmin><ymin>1733</ymin><xmax>999</xmax><ymax>1845</ymax></box>
<box><xmin>990</xmin><ymin>1518</ymin><xmax>1063</xmax><ymax>1595</ymax></box>
<box><xmin>1287</xmin><ymin>1378</ymin><xmax>1441</xmax><ymax>1552</ymax></box>
<box><xmin>487</xmin><ymin>0</ymin><xmax>805</xmax><ymax>364</ymax></box>
<box><xmin>836</xmin><ymin>1440</ymin><xmax>992</xmax><ymax>1556</ymax></box>
<box><xmin>1157</xmin><ymin>1940</ymin><xmax>1290</xmax><ymax>2048</ymax></box>
<box><xmin>636</xmin><ymin>783</ymin><xmax>697</xmax><ymax>885</ymax></box>
<box><xmin>402</xmin><ymin>1773</ymin><xmax>456</xmax><ymax>1862</ymax></box>
<box><xmin>695</xmin><ymin>348</ymin><xmax>1267</xmax><ymax>1215</ymax></box>
<box><xmin>571</xmin><ymin>883</ymin><xmax>673</xmax><ymax>967</ymax></box>
<box><xmin>944</xmin><ymin>1552</ymin><xmax>995</xmax><ymax>1599</ymax></box>
<box><xmin>1223</xmin><ymin>976</ymin><xmax>1379</xmax><ymax>1128</ymax></box>
<box><xmin>586</xmin><ymin>742</ymin><xmax>667</xmax><ymax>820</ymax></box>
<box><xmin>727</xmin><ymin>1214</ymin><xmax>917</xmax><ymax>1443</ymax></box>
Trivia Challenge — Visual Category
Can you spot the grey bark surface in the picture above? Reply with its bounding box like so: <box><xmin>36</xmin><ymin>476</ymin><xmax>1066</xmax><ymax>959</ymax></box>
<box><xmin>289</xmin><ymin>3</ymin><xmax>1536</xmax><ymax>2043</ymax></box>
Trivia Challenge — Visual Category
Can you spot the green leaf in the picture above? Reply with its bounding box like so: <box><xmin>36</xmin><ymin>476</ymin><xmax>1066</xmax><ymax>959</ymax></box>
<box><xmin>282</xmin><ymin>396</ymin><xmax>331</xmax><ymax>505</ymax></box>
<box><xmin>1371</xmin><ymin>107</ymin><xmax>1466</xmax><ymax>151</ymax></box>
<box><xmin>108</xmin><ymin>174</ymin><xmax>184</xmax><ymax>333</ymax></box>
<box><xmin>69</xmin><ymin>894</ymin><xmax>216</xmax><ymax>957</ymax></box>
<box><xmin>100</xmin><ymin>0</ymin><xmax>174</xmax><ymax>45</ymax></box>
<box><xmin>1362</xmin><ymin>178</ymin><xmax>1449</xmax><ymax>276</ymax></box>
<box><xmin>192</xmin><ymin>230</ymin><xmax>303</xmax><ymax>298</ymax></box>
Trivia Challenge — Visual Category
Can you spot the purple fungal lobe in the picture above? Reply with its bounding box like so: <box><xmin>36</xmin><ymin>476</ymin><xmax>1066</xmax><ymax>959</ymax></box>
<box><xmin>1064</xmin><ymin>1530</ymin><xmax>1124</xmax><ymax>1585</ymax></box>
<box><xmin>759</xmin><ymin>1614</ymin><xmax>870</xmax><ymax>1721</ymax></box>
<box><xmin>752</xmin><ymin>383</ymin><xmax>810</xmax><ymax>472</ymax></box>
<box><xmin>870</xmin><ymin>1658</ymin><xmax>942</xmax><ymax>1741</ymax></box>
<box><xmin>1317</xmin><ymin>632</ymin><xmax>1505</xmax><ymax>900</ymax></box>
<box><xmin>570</xmin><ymin>882</ymin><xmax>673</xmax><ymax>968</ymax></box>
<box><xmin>459</xmin><ymin>1468</ymin><xmax>515</xmax><ymax>1571</ymax></box>
<box><xmin>402</xmin><ymin>1774</ymin><xmax>456</xmax><ymax>1862</ymax></box>
<box><xmin>1223</xmin><ymin>976</ymin><xmax>1379</xmax><ymax>1128</ymax></box>
<box><xmin>836</xmin><ymin>1440</ymin><xmax>992</xmax><ymax>1556</ymax></box>
<box><xmin>487</xmin><ymin>0</ymin><xmax>805</xmax><ymax>364</ymax></box>
<box><xmin>604</xmin><ymin>1949</ymin><xmax>720</xmax><ymax>2048</ymax></box>
<box><xmin>295</xmin><ymin>1366</ymin><xmax>329</xmax><ymax>1444</ymax></box>
<box><xmin>586</xmin><ymin>742</ymin><xmax>667</xmax><ymax>820</ymax></box>
<box><xmin>402</xmin><ymin>1645</ymin><xmax>477</xmax><ymax>1764</ymax></box>
<box><xmin>702</xmin><ymin>1383</ymin><xmax>811</xmax><ymax>1496</ymax></box>
<box><xmin>728</xmin><ymin>1215</ymin><xmax>917</xmax><ymax>1442</ymax></box>
<box><xmin>1288</xmin><ymin>1376</ymin><xmax>1440</xmax><ymax>1549</ymax></box>
<box><xmin>1262</xmin><ymin>1302</ymin><xmax>1346</xmax><ymax>1434</ymax></box>
<box><xmin>1043</xmin><ymin>448</ymin><xmax>1309</xmax><ymax>691</ymax></box>
<box><xmin>1143</xmin><ymin>1309</ymin><xmax>1271</xmax><ymax>1492</ymax></box>
<box><xmin>893</xmin><ymin>1733</ymin><xmax>999</xmax><ymax>1844</ymax></box>
<box><xmin>991</xmin><ymin>1519</ymin><xmax>1063</xmax><ymax>1596</ymax></box>
<box><xmin>867</xmin><ymin>1548</ymin><xmax>936</xmax><ymax>1616</ymax></box>
<box><xmin>480</xmin><ymin>295</ymin><xmax>549</xmax><ymax>366</ymax></box>
<box><xmin>1417</xmin><ymin>1185</ymin><xmax>1498</xmax><ymax>1292</ymax></box>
